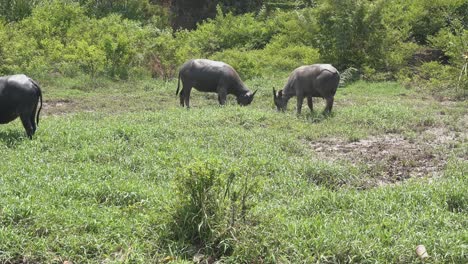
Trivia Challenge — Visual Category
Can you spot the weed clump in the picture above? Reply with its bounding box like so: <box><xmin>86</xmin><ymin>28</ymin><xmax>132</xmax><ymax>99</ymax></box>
<box><xmin>170</xmin><ymin>159</ymin><xmax>261</xmax><ymax>259</ymax></box>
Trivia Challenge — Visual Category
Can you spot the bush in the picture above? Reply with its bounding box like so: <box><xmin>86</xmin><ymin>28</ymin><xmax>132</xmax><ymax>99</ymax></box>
<box><xmin>170</xmin><ymin>159</ymin><xmax>261</xmax><ymax>257</ymax></box>
<box><xmin>0</xmin><ymin>1</ymin><xmax>86</xmax><ymax>77</ymax></box>
<box><xmin>397</xmin><ymin>20</ymin><xmax>468</xmax><ymax>99</ymax></box>
<box><xmin>0</xmin><ymin>0</ymin><xmax>38</xmax><ymax>22</ymax></box>
<box><xmin>0</xmin><ymin>21</ymin><xmax>9</xmax><ymax>74</ymax></box>
<box><xmin>430</xmin><ymin>20</ymin><xmax>467</xmax><ymax>67</ymax></box>
<box><xmin>268</xmin><ymin>8</ymin><xmax>319</xmax><ymax>47</ymax></box>
<box><xmin>262</xmin><ymin>37</ymin><xmax>320</xmax><ymax>72</ymax></box>
<box><xmin>1</xmin><ymin>1</ymin><xmax>154</xmax><ymax>79</ymax></box>
<box><xmin>314</xmin><ymin>0</ymin><xmax>387</xmax><ymax>70</ymax></box>
<box><xmin>92</xmin><ymin>15</ymin><xmax>148</xmax><ymax>79</ymax></box>
<box><xmin>66</xmin><ymin>13</ymin><xmax>153</xmax><ymax>79</ymax></box>
<box><xmin>405</xmin><ymin>62</ymin><xmax>467</xmax><ymax>99</ymax></box>
<box><xmin>185</xmin><ymin>6</ymin><xmax>277</xmax><ymax>55</ymax></box>
<box><xmin>146</xmin><ymin>29</ymin><xmax>202</xmax><ymax>79</ymax></box>
<box><xmin>210</xmin><ymin>38</ymin><xmax>320</xmax><ymax>80</ymax></box>
<box><xmin>211</xmin><ymin>49</ymin><xmax>262</xmax><ymax>80</ymax></box>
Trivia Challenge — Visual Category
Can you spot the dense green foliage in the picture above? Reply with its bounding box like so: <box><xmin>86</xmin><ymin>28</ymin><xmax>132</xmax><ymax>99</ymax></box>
<box><xmin>0</xmin><ymin>78</ymin><xmax>467</xmax><ymax>263</ymax></box>
<box><xmin>0</xmin><ymin>0</ymin><xmax>466</xmax><ymax>97</ymax></box>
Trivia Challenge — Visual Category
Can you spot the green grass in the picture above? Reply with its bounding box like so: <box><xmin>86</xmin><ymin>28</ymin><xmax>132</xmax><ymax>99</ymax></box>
<box><xmin>0</xmin><ymin>77</ymin><xmax>467</xmax><ymax>263</ymax></box>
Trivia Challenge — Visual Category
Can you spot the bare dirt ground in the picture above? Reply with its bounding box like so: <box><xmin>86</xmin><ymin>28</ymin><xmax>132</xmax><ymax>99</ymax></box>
<box><xmin>41</xmin><ymin>94</ymin><xmax>170</xmax><ymax>116</ymax></box>
<box><xmin>42</xmin><ymin>99</ymin><xmax>80</xmax><ymax>115</ymax></box>
<box><xmin>308</xmin><ymin>126</ymin><xmax>465</xmax><ymax>186</ymax></box>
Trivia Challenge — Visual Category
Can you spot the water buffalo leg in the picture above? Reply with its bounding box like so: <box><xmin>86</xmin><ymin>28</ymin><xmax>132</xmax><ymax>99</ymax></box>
<box><xmin>179</xmin><ymin>89</ymin><xmax>185</xmax><ymax>107</ymax></box>
<box><xmin>217</xmin><ymin>86</ymin><xmax>227</xmax><ymax>105</ymax></box>
<box><xmin>307</xmin><ymin>97</ymin><xmax>313</xmax><ymax>112</ymax></box>
<box><xmin>296</xmin><ymin>95</ymin><xmax>304</xmax><ymax>115</ymax></box>
<box><xmin>30</xmin><ymin>103</ymin><xmax>38</xmax><ymax>134</ymax></box>
<box><xmin>183</xmin><ymin>86</ymin><xmax>192</xmax><ymax>108</ymax></box>
<box><xmin>324</xmin><ymin>96</ymin><xmax>334</xmax><ymax>114</ymax></box>
<box><xmin>20</xmin><ymin>113</ymin><xmax>34</xmax><ymax>139</ymax></box>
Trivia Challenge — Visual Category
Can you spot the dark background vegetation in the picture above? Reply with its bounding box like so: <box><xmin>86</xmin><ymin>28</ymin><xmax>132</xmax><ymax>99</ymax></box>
<box><xmin>0</xmin><ymin>0</ymin><xmax>466</xmax><ymax>98</ymax></box>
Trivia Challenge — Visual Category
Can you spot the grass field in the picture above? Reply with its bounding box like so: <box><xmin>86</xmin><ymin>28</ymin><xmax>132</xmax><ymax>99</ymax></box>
<box><xmin>0</xmin><ymin>76</ymin><xmax>467</xmax><ymax>263</ymax></box>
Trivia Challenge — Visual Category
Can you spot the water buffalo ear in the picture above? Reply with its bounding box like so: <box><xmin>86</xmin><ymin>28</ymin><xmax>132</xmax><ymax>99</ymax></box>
<box><xmin>252</xmin><ymin>89</ymin><xmax>258</xmax><ymax>97</ymax></box>
<box><xmin>273</xmin><ymin>88</ymin><xmax>277</xmax><ymax>98</ymax></box>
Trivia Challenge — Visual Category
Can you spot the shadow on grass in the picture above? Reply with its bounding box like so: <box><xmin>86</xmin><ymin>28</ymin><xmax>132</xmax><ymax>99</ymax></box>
<box><xmin>0</xmin><ymin>130</ymin><xmax>26</xmax><ymax>148</ymax></box>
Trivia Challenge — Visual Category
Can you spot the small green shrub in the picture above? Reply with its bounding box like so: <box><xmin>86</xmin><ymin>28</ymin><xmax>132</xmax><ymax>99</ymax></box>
<box><xmin>171</xmin><ymin>159</ymin><xmax>261</xmax><ymax>257</ymax></box>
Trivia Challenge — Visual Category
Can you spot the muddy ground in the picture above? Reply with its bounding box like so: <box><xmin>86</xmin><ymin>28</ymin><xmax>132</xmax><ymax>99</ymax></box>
<box><xmin>308</xmin><ymin>125</ymin><xmax>466</xmax><ymax>186</ymax></box>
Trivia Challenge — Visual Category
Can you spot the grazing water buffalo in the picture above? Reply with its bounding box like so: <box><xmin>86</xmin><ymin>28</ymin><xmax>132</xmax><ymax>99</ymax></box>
<box><xmin>0</xmin><ymin>74</ymin><xmax>43</xmax><ymax>139</ymax></box>
<box><xmin>273</xmin><ymin>64</ymin><xmax>340</xmax><ymax>114</ymax></box>
<box><xmin>176</xmin><ymin>59</ymin><xmax>257</xmax><ymax>107</ymax></box>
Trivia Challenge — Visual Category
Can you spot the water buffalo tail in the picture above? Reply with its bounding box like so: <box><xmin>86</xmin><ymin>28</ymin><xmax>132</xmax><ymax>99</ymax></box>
<box><xmin>333</xmin><ymin>71</ymin><xmax>340</xmax><ymax>95</ymax></box>
<box><xmin>176</xmin><ymin>72</ymin><xmax>181</xmax><ymax>96</ymax></box>
<box><xmin>31</xmin><ymin>80</ymin><xmax>43</xmax><ymax>126</ymax></box>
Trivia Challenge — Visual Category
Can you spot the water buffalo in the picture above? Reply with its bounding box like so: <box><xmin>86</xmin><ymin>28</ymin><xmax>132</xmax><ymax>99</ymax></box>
<box><xmin>176</xmin><ymin>59</ymin><xmax>257</xmax><ymax>107</ymax></box>
<box><xmin>0</xmin><ymin>74</ymin><xmax>43</xmax><ymax>139</ymax></box>
<box><xmin>273</xmin><ymin>64</ymin><xmax>340</xmax><ymax>114</ymax></box>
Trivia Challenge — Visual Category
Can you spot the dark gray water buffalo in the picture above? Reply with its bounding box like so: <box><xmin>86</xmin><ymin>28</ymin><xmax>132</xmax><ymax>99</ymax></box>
<box><xmin>176</xmin><ymin>59</ymin><xmax>257</xmax><ymax>107</ymax></box>
<box><xmin>273</xmin><ymin>64</ymin><xmax>340</xmax><ymax>114</ymax></box>
<box><xmin>0</xmin><ymin>74</ymin><xmax>43</xmax><ymax>139</ymax></box>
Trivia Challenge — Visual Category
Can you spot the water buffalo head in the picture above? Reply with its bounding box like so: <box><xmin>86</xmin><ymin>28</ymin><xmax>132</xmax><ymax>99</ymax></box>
<box><xmin>273</xmin><ymin>88</ymin><xmax>287</xmax><ymax>111</ymax></box>
<box><xmin>237</xmin><ymin>89</ymin><xmax>257</xmax><ymax>106</ymax></box>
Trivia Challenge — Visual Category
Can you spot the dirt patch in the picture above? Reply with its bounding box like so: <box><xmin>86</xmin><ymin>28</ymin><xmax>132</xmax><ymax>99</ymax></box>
<box><xmin>308</xmin><ymin>133</ymin><xmax>448</xmax><ymax>186</ymax></box>
<box><xmin>423</xmin><ymin>127</ymin><xmax>459</xmax><ymax>145</ymax></box>
<box><xmin>42</xmin><ymin>99</ymin><xmax>84</xmax><ymax>115</ymax></box>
